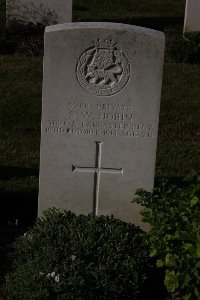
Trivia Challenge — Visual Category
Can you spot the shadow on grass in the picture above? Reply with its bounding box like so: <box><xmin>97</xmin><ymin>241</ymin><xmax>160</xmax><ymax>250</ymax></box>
<box><xmin>155</xmin><ymin>175</ymin><xmax>187</xmax><ymax>187</ymax></box>
<box><xmin>0</xmin><ymin>190</ymin><xmax>38</xmax><ymax>226</ymax></box>
<box><xmin>73</xmin><ymin>16</ymin><xmax>184</xmax><ymax>31</ymax></box>
<box><xmin>0</xmin><ymin>165</ymin><xmax>39</xmax><ymax>224</ymax></box>
<box><xmin>118</xmin><ymin>16</ymin><xmax>183</xmax><ymax>31</ymax></box>
<box><xmin>0</xmin><ymin>188</ymin><xmax>38</xmax><ymax>298</ymax></box>
<box><xmin>0</xmin><ymin>166</ymin><xmax>38</xmax><ymax>181</ymax></box>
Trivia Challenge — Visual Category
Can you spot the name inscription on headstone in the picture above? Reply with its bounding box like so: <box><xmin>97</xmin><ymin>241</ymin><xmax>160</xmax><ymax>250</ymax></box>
<box><xmin>45</xmin><ymin>101</ymin><xmax>153</xmax><ymax>139</ymax></box>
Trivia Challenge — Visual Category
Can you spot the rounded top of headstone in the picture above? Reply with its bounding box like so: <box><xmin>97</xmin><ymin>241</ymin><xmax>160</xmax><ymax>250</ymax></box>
<box><xmin>45</xmin><ymin>22</ymin><xmax>165</xmax><ymax>40</ymax></box>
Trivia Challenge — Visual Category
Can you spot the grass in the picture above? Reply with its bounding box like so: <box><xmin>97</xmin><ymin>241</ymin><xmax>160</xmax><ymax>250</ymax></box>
<box><xmin>73</xmin><ymin>0</ymin><xmax>186</xmax><ymax>21</ymax></box>
<box><xmin>72</xmin><ymin>0</ymin><xmax>186</xmax><ymax>33</ymax></box>
<box><xmin>157</xmin><ymin>63</ymin><xmax>200</xmax><ymax>177</ymax></box>
<box><xmin>0</xmin><ymin>55</ymin><xmax>42</xmax><ymax>170</ymax></box>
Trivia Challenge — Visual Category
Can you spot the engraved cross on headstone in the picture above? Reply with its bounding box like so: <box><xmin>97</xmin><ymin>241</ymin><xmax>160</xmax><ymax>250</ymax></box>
<box><xmin>72</xmin><ymin>142</ymin><xmax>123</xmax><ymax>216</ymax></box>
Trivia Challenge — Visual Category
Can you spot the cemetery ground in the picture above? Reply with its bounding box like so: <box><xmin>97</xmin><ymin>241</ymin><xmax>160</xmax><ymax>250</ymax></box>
<box><xmin>0</xmin><ymin>0</ymin><xmax>200</xmax><ymax>298</ymax></box>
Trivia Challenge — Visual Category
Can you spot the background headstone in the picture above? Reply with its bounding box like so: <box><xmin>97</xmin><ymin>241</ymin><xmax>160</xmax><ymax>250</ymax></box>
<box><xmin>38</xmin><ymin>23</ymin><xmax>165</xmax><ymax>228</ymax></box>
<box><xmin>6</xmin><ymin>0</ymin><xmax>72</xmax><ymax>25</ymax></box>
<box><xmin>184</xmin><ymin>0</ymin><xmax>200</xmax><ymax>32</ymax></box>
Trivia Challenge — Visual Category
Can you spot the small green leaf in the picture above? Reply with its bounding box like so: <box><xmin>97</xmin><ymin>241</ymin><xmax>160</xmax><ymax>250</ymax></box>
<box><xmin>195</xmin><ymin>287</ymin><xmax>200</xmax><ymax>297</ymax></box>
<box><xmin>156</xmin><ymin>259</ymin><xmax>164</xmax><ymax>267</ymax></box>
<box><xmin>190</xmin><ymin>196</ymin><xmax>199</xmax><ymax>207</ymax></box>
<box><xmin>182</xmin><ymin>216</ymin><xmax>188</xmax><ymax>222</ymax></box>
<box><xmin>149</xmin><ymin>248</ymin><xmax>157</xmax><ymax>257</ymax></box>
<box><xmin>165</xmin><ymin>254</ymin><xmax>177</xmax><ymax>268</ymax></box>
<box><xmin>164</xmin><ymin>234</ymin><xmax>172</xmax><ymax>241</ymax></box>
<box><xmin>164</xmin><ymin>271</ymin><xmax>179</xmax><ymax>292</ymax></box>
<box><xmin>185</xmin><ymin>293</ymin><xmax>191</xmax><ymax>300</ymax></box>
<box><xmin>182</xmin><ymin>243</ymin><xmax>193</xmax><ymax>251</ymax></box>
<box><xmin>196</xmin><ymin>245</ymin><xmax>200</xmax><ymax>258</ymax></box>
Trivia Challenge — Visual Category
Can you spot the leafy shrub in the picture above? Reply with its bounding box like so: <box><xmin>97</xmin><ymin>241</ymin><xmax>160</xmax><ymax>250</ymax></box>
<box><xmin>6</xmin><ymin>209</ymin><xmax>165</xmax><ymax>299</ymax></box>
<box><xmin>133</xmin><ymin>173</ymin><xmax>200</xmax><ymax>300</ymax></box>
<box><xmin>167</xmin><ymin>32</ymin><xmax>200</xmax><ymax>64</ymax></box>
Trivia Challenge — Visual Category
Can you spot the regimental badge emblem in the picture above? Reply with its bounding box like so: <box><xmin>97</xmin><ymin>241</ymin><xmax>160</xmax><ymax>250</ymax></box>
<box><xmin>76</xmin><ymin>39</ymin><xmax>130</xmax><ymax>96</ymax></box>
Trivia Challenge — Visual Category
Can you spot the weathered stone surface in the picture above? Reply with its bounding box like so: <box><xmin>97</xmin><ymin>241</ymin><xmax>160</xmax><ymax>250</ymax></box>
<box><xmin>6</xmin><ymin>0</ymin><xmax>72</xmax><ymax>25</ymax></box>
<box><xmin>38</xmin><ymin>23</ymin><xmax>165</xmax><ymax>228</ymax></box>
<box><xmin>184</xmin><ymin>0</ymin><xmax>200</xmax><ymax>32</ymax></box>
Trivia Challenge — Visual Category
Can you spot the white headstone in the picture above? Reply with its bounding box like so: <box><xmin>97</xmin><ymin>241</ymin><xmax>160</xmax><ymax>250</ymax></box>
<box><xmin>184</xmin><ymin>0</ymin><xmax>200</xmax><ymax>32</ymax></box>
<box><xmin>38</xmin><ymin>23</ymin><xmax>165</xmax><ymax>228</ymax></box>
<box><xmin>6</xmin><ymin>0</ymin><xmax>72</xmax><ymax>25</ymax></box>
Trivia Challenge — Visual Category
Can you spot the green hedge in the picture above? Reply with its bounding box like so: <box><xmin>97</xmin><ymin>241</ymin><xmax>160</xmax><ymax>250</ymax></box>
<box><xmin>133</xmin><ymin>173</ymin><xmax>200</xmax><ymax>299</ymax></box>
<box><xmin>6</xmin><ymin>209</ymin><xmax>165</xmax><ymax>299</ymax></box>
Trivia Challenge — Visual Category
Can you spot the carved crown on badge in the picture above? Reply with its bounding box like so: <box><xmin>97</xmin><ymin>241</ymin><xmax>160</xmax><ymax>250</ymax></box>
<box><xmin>92</xmin><ymin>39</ymin><xmax>117</xmax><ymax>50</ymax></box>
